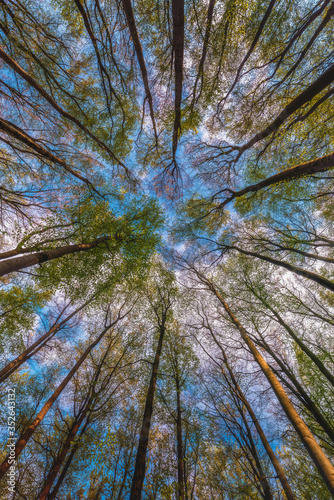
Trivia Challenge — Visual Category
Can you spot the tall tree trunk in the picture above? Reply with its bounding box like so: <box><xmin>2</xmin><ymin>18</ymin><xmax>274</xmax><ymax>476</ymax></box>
<box><xmin>227</xmin><ymin>245</ymin><xmax>334</xmax><ymax>292</ymax></box>
<box><xmin>116</xmin><ymin>435</ymin><xmax>137</xmax><ymax>500</ymax></box>
<box><xmin>121</xmin><ymin>0</ymin><xmax>157</xmax><ymax>141</ymax></box>
<box><xmin>190</xmin><ymin>0</ymin><xmax>216</xmax><ymax>108</ymax></box>
<box><xmin>0</xmin><ymin>320</ymin><xmax>118</xmax><ymax>479</ymax></box>
<box><xmin>0</xmin><ymin>296</ymin><xmax>95</xmax><ymax>383</ymax></box>
<box><xmin>172</xmin><ymin>0</ymin><xmax>184</xmax><ymax>158</ymax></box>
<box><xmin>222</xmin><ymin>0</ymin><xmax>277</xmax><ymax>103</ymax></box>
<box><xmin>38</xmin><ymin>333</ymin><xmax>118</xmax><ymax>500</ymax></box>
<box><xmin>251</xmin><ymin>289</ymin><xmax>334</xmax><ymax>386</ymax></box>
<box><xmin>224</xmin><ymin>348</ymin><xmax>295</xmax><ymax>497</ymax></box>
<box><xmin>73</xmin><ymin>0</ymin><xmax>119</xmax><ymax>112</ymax></box>
<box><xmin>252</xmin><ymin>334</ymin><xmax>334</xmax><ymax>445</ymax></box>
<box><xmin>0</xmin><ymin>235</ymin><xmax>111</xmax><ymax>277</ymax></box>
<box><xmin>218</xmin><ymin>152</ymin><xmax>334</xmax><ymax>209</ymax></box>
<box><xmin>0</xmin><ymin>47</ymin><xmax>125</xmax><ymax>169</ymax></box>
<box><xmin>240</xmin><ymin>62</ymin><xmax>334</xmax><ymax>154</ymax></box>
<box><xmin>0</xmin><ymin>116</ymin><xmax>95</xmax><ymax>190</ymax></box>
<box><xmin>175</xmin><ymin>364</ymin><xmax>185</xmax><ymax>500</ymax></box>
<box><xmin>200</xmin><ymin>274</ymin><xmax>334</xmax><ymax>494</ymax></box>
<box><xmin>47</xmin><ymin>418</ymin><xmax>90</xmax><ymax>500</ymax></box>
<box><xmin>38</xmin><ymin>409</ymin><xmax>88</xmax><ymax>500</ymax></box>
<box><xmin>238</xmin><ymin>402</ymin><xmax>274</xmax><ymax>500</ymax></box>
<box><xmin>205</xmin><ymin>323</ymin><xmax>296</xmax><ymax>499</ymax></box>
<box><xmin>129</xmin><ymin>324</ymin><xmax>166</xmax><ymax>500</ymax></box>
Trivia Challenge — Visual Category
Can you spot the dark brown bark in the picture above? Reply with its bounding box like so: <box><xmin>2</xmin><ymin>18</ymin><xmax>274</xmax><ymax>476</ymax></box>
<box><xmin>268</xmin><ymin>0</ymin><xmax>330</xmax><ymax>79</ymax></box>
<box><xmin>0</xmin><ymin>47</ymin><xmax>127</xmax><ymax>172</ymax></box>
<box><xmin>205</xmin><ymin>325</ymin><xmax>296</xmax><ymax>499</ymax></box>
<box><xmin>47</xmin><ymin>418</ymin><xmax>90</xmax><ymax>500</ymax></box>
<box><xmin>0</xmin><ymin>235</ymin><xmax>111</xmax><ymax>277</ymax></box>
<box><xmin>0</xmin><ymin>223</ymin><xmax>77</xmax><ymax>260</ymax></box>
<box><xmin>38</xmin><ymin>333</ymin><xmax>119</xmax><ymax>500</ymax></box>
<box><xmin>217</xmin><ymin>152</ymin><xmax>334</xmax><ymax>209</ymax></box>
<box><xmin>175</xmin><ymin>362</ymin><xmax>185</xmax><ymax>500</ymax></box>
<box><xmin>190</xmin><ymin>0</ymin><xmax>216</xmax><ymax>107</ymax></box>
<box><xmin>172</xmin><ymin>0</ymin><xmax>184</xmax><ymax>158</ymax></box>
<box><xmin>121</xmin><ymin>0</ymin><xmax>157</xmax><ymax>141</ymax></box>
<box><xmin>251</xmin><ymin>240</ymin><xmax>334</xmax><ymax>264</ymax></box>
<box><xmin>38</xmin><ymin>410</ymin><xmax>87</xmax><ymax>500</ymax></box>
<box><xmin>0</xmin><ymin>116</ymin><xmax>95</xmax><ymax>190</ymax></box>
<box><xmin>205</xmin><ymin>365</ymin><xmax>273</xmax><ymax>499</ymax></box>
<box><xmin>0</xmin><ymin>319</ymin><xmax>119</xmax><ymax>479</ymax></box>
<box><xmin>278</xmin><ymin>2</ymin><xmax>334</xmax><ymax>88</ymax></box>
<box><xmin>237</xmin><ymin>406</ymin><xmax>273</xmax><ymax>499</ymax></box>
<box><xmin>203</xmin><ymin>279</ymin><xmax>334</xmax><ymax>495</ymax></box>
<box><xmin>73</xmin><ymin>0</ymin><xmax>119</xmax><ymax>113</ymax></box>
<box><xmin>0</xmin><ymin>296</ymin><xmax>94</xmax><ymax>383</ymax></box>
<box><xmin>239</xmin><ymin>62</ymin><xmax>334</xmax><ymax>154</ymax></box>
<box><xmin>129</xmin><ymin>324</ymin><xmax>167</xmax><ymax>500</ymax></box>
<box><xmin>222</xmin><ymin>0</ymin><xmax>277</xmax><ymax>103</ymax></box>
<box><xmin>116</xmin><ymin>435</ymin><xmax>137</xmax><ymax>500</ymax></box>
<box><xmin>228</xmin><ymin>245</ymin><xmax>334</xmax><ymax>292</ymax></box>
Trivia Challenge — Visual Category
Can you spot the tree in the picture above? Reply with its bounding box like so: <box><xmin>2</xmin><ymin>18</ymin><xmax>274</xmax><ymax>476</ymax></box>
<box><xmin>1</xmin><ymin>0</ymin><xmax>334</xmax><ymax>497</ymax></box>
<box><xmin>130</xmin><ymin>262</ymin><xmax>175</xmax><ymax>500</ymax></box>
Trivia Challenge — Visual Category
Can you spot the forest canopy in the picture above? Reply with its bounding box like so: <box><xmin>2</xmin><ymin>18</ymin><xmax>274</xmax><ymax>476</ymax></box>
<box><xmin>0</xmin><ymin>0</ymin><xmax>334</xmax><ymax>498</ymax></box>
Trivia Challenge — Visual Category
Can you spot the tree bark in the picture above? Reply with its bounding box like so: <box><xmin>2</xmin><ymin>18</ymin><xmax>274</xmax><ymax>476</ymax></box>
<box><xmin>206</xmin><ymin>326</ymin><xmax>296</xmax><ymax>500</ymax></box>
<box><xmin>0</xmin><ymin>47</ymin><xmax>126</xmax><ymax>170</ymax></box>
<box><xmin>222</xmin><ymin>0</ymin><xmax>277</xmax><ymax>104</ymax></box>
<box><xmin>47</xmin><ymin>418</ymin><xmax>90</xmax><ymax>500</ymax></box>
<box><xmin>252</xmin><ymin>335</ymin><xmax>334</xmax><ymax>445</ymax></box>
<box><xmin>0</xmin><ymin>296</ymin><xmax>94</xmax><ymax>383</ymax></box>
<box><xmin>0</xmin><ymin>116</ymin><xmax>95</xmax><ymax>189</ymax></box>
<box><xmin>121</xmin><ymin>0</ymin><xmax>157</xmax><ymax>140</ymax></box>
<box><xmin>200</xmin><ymin>275</ymin><xmax>334</xmax><ymax>495</ymax></box>
<box><xmin>129</xmin><ymin>324</ymin><xmax>166</xmax><ymax>500</ymax></box>
<box><xmin>172</xmin><ymin>0</ymin><xmax>184</xmax><ymax>158</ymax></box>
<box><xmin>253</xmin><ymin>291</ymin><xmax>334</xmax><ymax>387</ymax></box>
<box><xmin>228</xmin><ymin>245</ymin><xmax>334</xmax><ymax>292</ymax></box>
<box><xmin>38</xmin><ymin>409</ymin><xmax>87</xmax><ymax>500</ymax></box>
<box><xmin>175</xmin><ymin>364</ymin><xmax>185</xmax><ymax>500</ymax></box>
<box><xmin>73</xmin><ymin>0</ymin><xmax>119</xmax><ymax>111</ymax></box>
<box><xmin>239</xmin><ymin>62</ymin><xmax>334</xmax><ymax>154</ymax></box>
<box><xmin>218</xmin><ymin>152</ymin><xmax>334</xmax><ymax>209</ymax></box>
<box><xmin>0</xmin><ymin>320</ymin><xmax>118</xmax><ymax>479</ymax></box>
<box><xmin>190</xmin><ymin>0</ymin><xmax>216</xmax><ymax>107</ymax></box>
<box><xmin>0</xmin><ymin>235</ymin><xmax>111</xmax><ymax>277</ymax></box>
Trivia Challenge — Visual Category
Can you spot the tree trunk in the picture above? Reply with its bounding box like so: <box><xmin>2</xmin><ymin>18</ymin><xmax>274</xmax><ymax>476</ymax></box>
<box><xmin>203</xmin><ymin>276</ymin><xmax>334</xmax><ymax>495</ymax></box>
<box><xmin>0</xmin><ymin>321</ymin><xmax>116</xmax><ymax>479</ymax></box>
<box><xmin>129</xmin><ymin>324</ymin><xmax>166</xmax><ymax>500</ymax></box>
<box><xmin>238</xmin><ymin>403</ymin><xmax>274</xmax><ymax>500</ymax></box>
<box><xmin>0</xmin><ymin>116</ymin><xmax>94</xmax><ymax>189</ymax></box>
<box><xmin>229</xmin><ymin>245</ymin><xmax>334</xmax><ymax>292</ymax></box>
<box><xmin>0</xmin><ymin>296</ymin><xmax>94</xmax><ymax>383</ymax></box>
<box><xmin>222</xmin><ymin>0</ymin><xmax>277</xmax><ymax>104</ymax></box>
<box><xmin>219</xmin><ymin>152</ymin><xmax>334</xmax><ymax>209</ymax></box>
<box><xmin>0</xmin><ymin>46</ymin><xmax>125</xmax><ymax>169</ymax></box>
<box><xmin>0</xmin><ymin>235</ymin><xmax>111</xmax><ymax>277</ymax></box>
<box><xmin>190</xmin><ymin>0</ymin><xmax>216</xmax><ymax>107</ymax></box>
<box><xmin>252</xmin><ymin>335</ymin><xmax>334</xmax><ymax>445</ymax></box>
<box><xmin>48</xmin><ymin>418</ymin><xmax>90</xmax><ymax>500</ymax></box>
<box><xmin>121</xmin><ymin>0</ymin><xmax>157</xmax><ymax>140</ymax></box>
<box><xmin>172</xmin><ymin>0</ymin><xmax>184</xmax><ymax>158</ymax></box>
<box><xmin>175</xmin><ymin>367</ymin><xmax>185</xmax><ymax>500</ymax></box>
<box><xmin>206</xmin><ymin>325</ymin><xmax>296</xmax><ymax>499</ymax></box>
<box><xmin>38</xmin><ymin>409</ymin><xmax>87</xmax><ymax>500</ymax></box>
<box><xmin>254</xmin><ymin>291</ymin><xmax>334</xmax><ymax>386</ymax></box>
<box><xmin>240</xmin><ymin>62</ymin><xmax>334</xmax><ymax>153</ymax></box>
